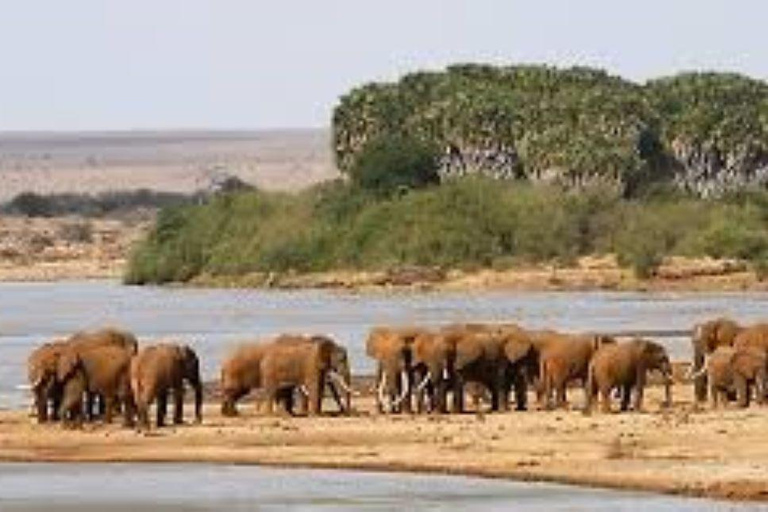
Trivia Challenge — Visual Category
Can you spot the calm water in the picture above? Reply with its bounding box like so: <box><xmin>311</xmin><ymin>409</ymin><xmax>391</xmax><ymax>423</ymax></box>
<box><xmin>3</xmin><ymin>280</ymin><xmax>768</xmax><ymax>408</ymax></box>
<box><xmin>0</xmin><ymin>463</ymin><xmax>761</xmax><ymax>511</ymax></box>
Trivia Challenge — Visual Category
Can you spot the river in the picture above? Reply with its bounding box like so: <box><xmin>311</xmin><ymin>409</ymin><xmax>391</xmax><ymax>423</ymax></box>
<box><xmin>3</xmin><ymin>280</ymin><xmax>768</xmax><ymax>408</ymax></box>
<box><xmin>0</xmin><ymin>463</ymin><xmax>760</xmax><ymax>511</ymax></box>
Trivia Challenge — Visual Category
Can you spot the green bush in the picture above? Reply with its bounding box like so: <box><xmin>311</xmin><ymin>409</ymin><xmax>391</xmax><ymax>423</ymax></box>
<box><xmin>348</xmin><ymin>134</ymin><xmax>440</xmax><ymax>197</ymax></box>
<box><xmin>125</xmin><ymin>178</ymin><xmax>768</xmax><ymax>285</ymax></box>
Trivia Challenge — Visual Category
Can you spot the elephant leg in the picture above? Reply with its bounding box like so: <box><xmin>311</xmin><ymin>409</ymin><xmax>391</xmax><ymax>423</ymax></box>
<box><xmin>620</xmin><ymin>385</ymin><xmax>631</xmax><ymax>412</ymax></box>
<box><xmin>693</xmin><ymin>351</ymin><xmax>707</xmax><ymax>403</ymax></box>
<box><xmin>173</xmin><ymin>386</ymin><xmax>184</xmax><ymax>424</ymax></box>
<box><xmin>103</xmin><ymin>394</ymin><xmax>115</xmax><ymax>424</ymax></box>
<box><xmin>735</xmin><ymin>377</ymin><xmax>749</xmax><ymax>408</ymax></box>
<box><xmin>156</xmin><ymin>392</ymin><xmax>168</xmax><ymax>427</ymax></box>
<box><xmin>710</xmin><ymin>383</ymin><xmax>719</xmax><ymax>408</ymax></box>
<box><xmin>452</xmin><ymin>375</ymin><xmax>464</xmax><ymax>414</ymax></box>
<box><xmin>514</xmin><ymin>371</ymin><xmax>528</xmax><ymax>411</ymax></box>
<box><xmin>50</xmin><ymin>387</ymin><xmax>62</xmax><ymax>422</ymax></box>
<box><xmin>34</xmin><ymin>389</ymin><xmax>48</xmax><ymax>423</ymax></box>
<box><xmin>632</xmin><ymin>384</ymin><xmax>645</xmax><ymax>412</ymax></box>
<box><xmin>599</xmin><ymin>386</ymin><xmax>612</xmax><ymax>414</ymax></box>
<box><xmin>307</xmin><ymin>378</ymin><xmax>322</xmax><ymax>416</ymax></box>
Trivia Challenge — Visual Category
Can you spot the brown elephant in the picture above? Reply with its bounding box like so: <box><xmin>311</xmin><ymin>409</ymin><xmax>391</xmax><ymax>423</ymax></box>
<box><xmin>220</xmin><ymin>335</ymin><xmax>352</xmax><ymax>416</ymax></box>
<box><xmin>57</xmin><ymin>344</ymin><xmax>135</xmax><ymax>427</ymax></box>
<box><xmin>537</xmin><ymin>332</ymin><xmax>617</xmax><ymax>409</ymax></box>
<box><xmin>220</xmin><ymin>342</ymin><xmax>270</xmax><ymax>416</ymax></box>
<box><xmin>691</xmin><ymin>318</ymin><xmax>743</xmax><ymax>401</ymax></box>
<box><xmin>27</xmin><ymin>339</ymin><xmax>68</xmax><ymax>423</ymax></box>
<box><xmin>586</xmin><ymin>338</ymin><xmax>672</xmax><ymax>414</ymax></box>
<box><xmin>693</xmin><ymin>346</ymin><xmax>767</xmax><ymax>408</ymax></box>
<box><xmin>366</xmin><ymin>326</ymin><xmax>424</xmax><ymax>414</ymax></box>
<box><xmin>260</xmin><ymin>335</ymin><xmax>344</xmax><ymax>416</ymax></box>
<box><xmin>130</xmin><ymin>343</ymin><xmax>203</xmax><ymax>430</ymax></box>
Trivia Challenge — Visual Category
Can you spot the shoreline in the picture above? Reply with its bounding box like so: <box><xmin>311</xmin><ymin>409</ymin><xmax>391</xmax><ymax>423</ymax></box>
<box><xmin>2</xmin><ymin>386</ymin><xmax>768</xmax><ymax>503</ymax></box>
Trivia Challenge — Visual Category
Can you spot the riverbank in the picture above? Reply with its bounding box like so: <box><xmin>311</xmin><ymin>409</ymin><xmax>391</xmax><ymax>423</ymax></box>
<box><xmin>2</xmin><ymin>385</ymin><xmax>767</xmax><ymax>503</ymax></box>
<box><xmin>0</xmin><ymin>215</ymin><xmax>145</xmax><ymax>282</ymax></box>
<box><xmin>190</xmin><ymin>255</ymin><xmax>768</xmax><ymax>293</ymax></box>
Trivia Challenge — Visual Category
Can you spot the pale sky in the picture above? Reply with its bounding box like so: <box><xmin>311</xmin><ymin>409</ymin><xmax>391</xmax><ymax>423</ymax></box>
<box><xmin>0</xmin><ymin>1</ymin><xmax>764</xmax><ymax>131</ymax></box>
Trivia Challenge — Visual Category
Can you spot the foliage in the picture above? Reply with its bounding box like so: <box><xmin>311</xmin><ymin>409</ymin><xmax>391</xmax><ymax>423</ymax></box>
<box><xmin>125</xmin><ymin>178</ymin><xmax>768</xmax><ymax>284</ymax></box>
<box><xmin>333</xmin><ymin>64</ymin><xmax>768</xmax><ymax>196</ymax></box>
<box><xmin>348</xmin><ymin>134</ymin><xmax>440</xmax><ymax>196</ymax></box>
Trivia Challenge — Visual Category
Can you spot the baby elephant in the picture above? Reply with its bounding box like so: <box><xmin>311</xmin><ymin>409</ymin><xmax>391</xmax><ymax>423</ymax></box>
<box><xmin>586</xmin><ymin>338</ymin><xmax>672</xmax><ymax>413</ymax></box>
<box><xmin>694</xmin><ymin>346</ymin><xmax>767</xmax><ymax>408</ymax></box>
<box><xmin>130</xmin><ymin>343</ymin><xmax>203</xmax><ymax>430</ymax></box>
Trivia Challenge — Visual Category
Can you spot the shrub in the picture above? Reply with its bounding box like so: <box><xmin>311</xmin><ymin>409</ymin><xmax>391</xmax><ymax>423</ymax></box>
<box><xmin>348</xmin><ymin>134</ymin><xmax>440</xmax><ymax>197</ymax></box>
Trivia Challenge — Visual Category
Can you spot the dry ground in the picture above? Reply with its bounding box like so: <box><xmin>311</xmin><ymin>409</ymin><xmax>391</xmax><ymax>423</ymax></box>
<box><xmin>2</xmin><ymin>384</ymin><xmax>768</xmax><ymax>502</ymax></box>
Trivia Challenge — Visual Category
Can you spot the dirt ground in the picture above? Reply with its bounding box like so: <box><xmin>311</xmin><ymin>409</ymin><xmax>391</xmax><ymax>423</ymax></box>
<box><xmin>2</xmin><ymin>383</ymin><xmax>768</xmax><ymax>503</ymax></box>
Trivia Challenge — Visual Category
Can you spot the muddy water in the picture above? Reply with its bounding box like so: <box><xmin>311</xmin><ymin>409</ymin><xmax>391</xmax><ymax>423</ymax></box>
<box><xmin>0</xmin><ymin>463</ymin><xmax>759</xmax><ymax>511</ymax></box>
<box><xmin>2</xmin><ymin>280</ymin><xmax>768</xmax><ymax>408</ymax></box>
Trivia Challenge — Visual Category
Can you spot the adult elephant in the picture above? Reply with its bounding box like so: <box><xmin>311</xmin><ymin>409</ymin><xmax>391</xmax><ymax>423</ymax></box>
<box><xmin>260</xmin><ymin>335</ymin><xmax>348</xmax><ymax>416</ymax></box>
<box><xmin>366</xmin><ymin>326</ymin><xmax>424</xmax><ymax>414</ymax></box>
<box><xmin>586</xmin><ymin>338</ymin><xmax>672</xmax><ymax>413</ymax></box>
<box><xmin>130</xmin><ymin>343</ymin><xmax>203</xmax><ymax>430</ymax></box>
<box><xmin>690</xmin><ymin>318</ymin><xmax>742</xmax><ymax>402</ymax></box>
<box><xmin>693</xmin><ymin>346</ymin><xmax>767</xmax><ymax>408</ymax></box>
<box><xmin>57</xmin><ymin>344</ymin><xmax>135</xmax><ymax>427</ymax></box>
<box><xmin>27</xmin><ymin>339</ymin><xmax>68</xmax><ymax>423</ymax></box>
<box><xmin>220</xmin><ymin>341</ymin><xmax>270</xmax><ymax>416</ymax></box>
<box><xmin>444</xmin><ymin>324</ymin><xmax>515</xmax><ymax>414</ymax></box>
<box><xmin>220</xmin><ymin>335</ymin><xmax>352</xmax><ymax>416</ymax></box>
<box><xmin>537</xmin><ymin>332</ymin><xmax>616</xmax><ymax>409</ymax></box>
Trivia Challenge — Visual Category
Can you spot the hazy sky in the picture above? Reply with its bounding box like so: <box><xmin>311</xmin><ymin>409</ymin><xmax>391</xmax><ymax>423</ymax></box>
<box><xmin>0</xmin><ymin>1</ymin><xmax>764</xmax><ymax>131</ymax></box>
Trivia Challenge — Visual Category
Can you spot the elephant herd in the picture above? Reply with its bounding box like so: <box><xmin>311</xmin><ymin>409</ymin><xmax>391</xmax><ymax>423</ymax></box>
<box><xmin>366</xmin><ymin>323</ymin><xmax>673</xmax><ymax>415</ymax></box>
<box><xmin>690</xmin><ymin>317</ymin><xmax>768</xmax><ymax>407</ymax></box>
<box><xmin>24</xmin><ymin>317</ymin><xmax>764</xmax><ymax>431</ymax></box>
<box><xmin>27</xmin><ymin>328</ymin><xmax>203</xmax><ymax>430</ymax></box>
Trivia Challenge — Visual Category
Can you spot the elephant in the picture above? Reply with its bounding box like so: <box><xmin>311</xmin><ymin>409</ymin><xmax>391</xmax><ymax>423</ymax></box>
<box><xmin>130</xmin><ymin>343</ymin><xmax>203</xmax><ymax>430</ymax></box>
<box><xmin>57</xmin><ymin>344</ymin><xmax>135</xmax><ymax>427</ymax></box>
<box><xmin>692</xmin><ymin>346</ymin><xmax>767</xmax><ymax>408</ymax></box>
<box><xmin>220</xmin><ymin>335</ymin><xmax>353</xmax><ymax>416</ymax></box>
<box><xmin>410</xmin><ymin>323</ymin><xmax>537</xmax><ymax>414</ymax></box>
<box><xmin>65</xmin><ymin>327</ymin><xmax>139</xmax><ymax>418</ymax></box>
<box><xmin>260</xmin><ymin>335</ymin><xmax>347</xmax><ymax>416</ymax></box>
<box><xmin>366</xmin><ymin>326</ymin><xmax>424</xmax><ymax>414</ymax></box>
<box><xmin>220</xmin><ymin>342</ymin><xmax>270</xmax><ymax>416</ymax></box>
<box><xmin>586</xmin><ymin>338</ymin><xmax>672</xmax><ymax>414</ymax></box>
<box><xmin>691</xmin><ymin>317</ymin><xmax>743</xmax><ymax>402</ymax></box>
<box><xmin>27</xmin><ymin>339</ymin><xmax>68</xmax><ymax>423</ymax></box>
<box><xmin>537</xmin><ymin>332</ymin><xmax>617</xmax><ymax>409</ymax></box>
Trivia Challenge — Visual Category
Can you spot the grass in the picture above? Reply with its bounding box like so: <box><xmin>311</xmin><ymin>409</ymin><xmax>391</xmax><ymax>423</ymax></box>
<box><xmin>124</xmin><ymin>178</ymin><xmax>768</xmax><ymax>285</ymax></box>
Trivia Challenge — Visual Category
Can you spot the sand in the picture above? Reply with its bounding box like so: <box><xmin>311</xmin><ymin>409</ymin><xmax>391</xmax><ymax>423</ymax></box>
<box><xmin>2</xmin><ymin>384</ymin><xmax>768</xmax><ymax>503</ymax></box>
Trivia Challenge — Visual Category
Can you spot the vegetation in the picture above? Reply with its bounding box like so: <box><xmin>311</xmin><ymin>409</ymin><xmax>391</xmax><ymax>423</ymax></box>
<box><xmin>125</xmin><ymin>177</ymin><xmax>768</xmax><ymax>284</ymax></box>
<box><xmin>1</xmin><ymin>190</ymin><xmax>196</xmax><ymax>218</ymax></box>
<box><xmin>333</xmin><ymin>65</ymin><xmax>768</xmax><ymax>196</ymax></box>
<box><xmin>349</xmin><ymin>134</ymin><xmax>440</xmax><ymax>196</ymax></box>
<box><xmin>127</xmin><ymin>64</ymin><xmax>768</xmax><ymax>284</ymax></box>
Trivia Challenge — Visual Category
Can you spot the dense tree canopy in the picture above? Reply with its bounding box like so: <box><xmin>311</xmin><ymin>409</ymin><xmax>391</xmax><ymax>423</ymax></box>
<box><xmin>333</xmin><ymin>64</ymin><xmax>768</xmax><ymax>196</ymax></box>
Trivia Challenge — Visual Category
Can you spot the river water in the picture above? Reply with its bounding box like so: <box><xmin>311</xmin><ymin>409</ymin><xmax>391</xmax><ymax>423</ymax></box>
<box><xmin>3</xmin><ymin>280</ymin><xmax>768</xmax><ymax>408</ymax></box>
<box><xmin>0</xmin><ymin>463</ymin><xmax>760</xmax><ymax>511</ymax></box>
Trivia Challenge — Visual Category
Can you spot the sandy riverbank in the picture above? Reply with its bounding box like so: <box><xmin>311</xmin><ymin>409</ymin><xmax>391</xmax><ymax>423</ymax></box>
<box><xmin>1</xmin><ymin>384</ymin><xmax>767</xmax><ymax>503</ymax></box>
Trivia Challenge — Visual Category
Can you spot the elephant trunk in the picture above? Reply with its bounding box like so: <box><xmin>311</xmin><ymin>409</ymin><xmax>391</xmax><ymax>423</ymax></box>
<box><xmin>390</xmin><ymin>371</ymin><xmax>410</xmax><ymax>410</ymax></box>
<box><xmin>692</xmin><ymin>337</ymin><xmax>707</xmax><ymax>402</ymax></box>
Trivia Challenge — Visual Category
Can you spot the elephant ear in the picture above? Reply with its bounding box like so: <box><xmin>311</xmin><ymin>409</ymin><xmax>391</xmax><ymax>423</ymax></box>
<box><xmin>504</xmin><ymin>338</ymin><xmax>532</xmax><ymax>364</ymax></box>
<box><xmin>56</xmin><ymin>350</ymin><xmax>80</xmax><ymax>382</ymax></box>
<box><xmin>366</xmin><ymin>329</ymin><xmax>386</xmax><ymax>359</ymax></box>
<box><xmin>455</xmin><ymin>333</ymin><xmax>484</xmax><ymax>369</ymax></box>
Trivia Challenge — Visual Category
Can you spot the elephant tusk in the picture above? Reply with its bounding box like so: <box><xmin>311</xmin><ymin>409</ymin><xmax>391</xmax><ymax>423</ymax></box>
<box><xmin>377</xmin><ymin>372</ymin><xmax>387</xmax><ymax>409</ymax></box>
<box><xmin>390</xmin><ymin>371</ymin><xmax>410</xmax><ymax>409</ymax></box>
<box><xmin>299</xmin><ymin>385</ymin><xmax>310</xmax><ymax>397</ymax></box>
<box><xmin>415</xmin><ymin>372</ymin><xmax>432</xmax><ymax>393</ymax></box>
<box><xmin>328</xmin><ymin>370</ymin><xmax>360</xmax><ymax>396</ymax></box>
<box><xmin>17</xmin><ymin>383</ymin><xmax>33</xmax><ymax>391</ymax></box>
<box><xmin>443</xmin><ymin>368</ymin><xmax>450</xmax><ymax>381</ymax></box>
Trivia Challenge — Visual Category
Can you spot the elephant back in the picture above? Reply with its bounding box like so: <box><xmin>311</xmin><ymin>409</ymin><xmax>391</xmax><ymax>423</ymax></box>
<box><xmin>733</xmin><ymin>324</ymin><xmax>768</xmax><ymax>353</ymax></box>
<box><xmin>68</xmin><ymin>327</ymin><xmax>139</xmax><ymax>355</ymax></box>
